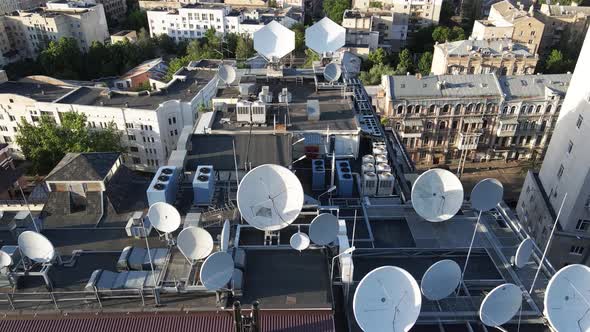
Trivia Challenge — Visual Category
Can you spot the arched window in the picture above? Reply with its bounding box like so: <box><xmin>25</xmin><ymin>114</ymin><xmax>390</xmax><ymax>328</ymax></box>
<box><xmin>455</xmin><ymin>104</ymin><xmax>462</xmax><ymax>113</ymax></box>
<box><xmin>426</xmin><ymin>121</ymin><xmax>433</xmax><ymax>129</ymax></box>
<box><xmin>407</xmin><ymin>105</ymin><xmax>414</xmax><ymax>113</ymax></box>
<box><xmin>510</xmin><ymin>106</ymin><xmax>516</xmax><ymax>114</ymax></box>
<box><xmin>415</xmin><ymin>105</ymin><xmax>421</xmax><ymax>114</ymax></box>
<box><xmin>439</xmin><ymin>121</ymin><xmax>447</xmax><ymax>129</ymax></box>
<box><xmin>397</xmin><ymin>105</ymin><xmax>404</xmax><ymax>114</ymax></box>
<box><xmin>546</xmin><ymin>104</ymin><xmax>552</xmax><ymax>113</ymax></box>
<box><xmin>521</xmin><ymin>105</ymin><xmax>527</xmax><ymax>113</ymax></box>
<box><xmin>486</xmin><ymin>103</ymin><xmax>494</xmax><ymax>112</ymax></box>
<box><xmin>556</xmin><ymin>104</ymin><xmax>562</xmax><ymax>113</ymax></box>
<box><xmin>502</xmin><ymin>106</ymin><xmax>508</xmax><ymax>114</ymax></box>
<box><xmin>476</xmin><ymin>103</ymin><xmax>483</xmax><ymax>112</ymax></box>
<box><xmin>395</xmin><ymin>122</ymin><xmax>401</xmax><ymax>130</ymax></box>
<box><xmin>528</xmin><ymin>105</ymin><xmax>534</xmax><ymax>114</ymax></box>
<box><xmin>443</xmin><ymin>104</ymin><xmax>450</xmax><ymax>113</ymax></box>
<box><xmin>466</xmin><ymin>103</ymin><xmax>474</xmax><ymax>113</ymax></box>
<box><xmin>429</xmin><ymin>105</ymin><xmax>436</xmax><ymax>113</ymax></box>
<box><xmin>536</xmin><ymin>105</ymin><xmax>542</xmax><ymax>113</ymax></box>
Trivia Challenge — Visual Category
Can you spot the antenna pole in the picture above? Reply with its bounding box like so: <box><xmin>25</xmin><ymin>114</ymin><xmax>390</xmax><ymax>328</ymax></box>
<box><xmin>18</xmin><ymin>182</ymin><xmax>39</xmax><ymax>232</ymax></box>
<box><xmin>462</xmin><ymin>210</ymin><xmax>482</xmax><ymax>282</ymax></box>
<box><xmin>346</xmin><ymin>209</ymin><xmax>357</xmax><ymax>298</ymax></box>
<box><xmin>141</xmin><ymin>217</ymin><xmax>160</xmax><ymax>305</ymax></box>
<box><xmin>232</xmin><ymin>139</ymin><xmax>239</xmax><ymax>191</ymax></box>
<box><xmin>529</xmin><ymin>193</ymin><xmax>567</xmax><ymax>295</ymax></box>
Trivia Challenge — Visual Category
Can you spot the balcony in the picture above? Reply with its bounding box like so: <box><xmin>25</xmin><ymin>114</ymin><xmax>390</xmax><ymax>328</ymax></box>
<box><xmin>457</xmin><ymin>132</ymin><xmax>482</xmax><ymax>150</ymax></box>
<box><xmin>399</xmin><ymin>119</ymin><xmax>423</xmax><ymax>138</ymax></box>
<box><xmin>496</xmin><ymin>119</ymin><xmax>518</xmax><ymax>137</ymax></box>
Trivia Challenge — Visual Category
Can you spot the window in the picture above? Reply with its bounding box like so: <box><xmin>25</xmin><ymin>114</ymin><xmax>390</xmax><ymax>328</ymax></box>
<box><xmin>132</xmin><ymin>157</ymin><xmax>141</xmax><ymax>164</ymax></box>
<box><xmin>130</xmin><ymin>147</ymin><xmax>139</xmax><ymax>152</ymax></box>
<box><xmin>8</xmin><ymin>115</ymin><xmax>15</xmax><ymax>121</ymax></box>
<box><xmin>570</xmin><ymin>246</ymin><xmax>584</xmax><ymax>255</ymax></box>
<box><xmin>557</xmin><ymin>164</ymin><xmax>564</xmax><ymax>179</ymax></box>
<box><xmin>577</xmin><ymin>114</ymin><xmax>583</xmax><ymax>129</ymax></box>
<box><xmin>126</xmin><ymin>123</ymin><xmax>133</xmax><ymax>129</ymax></box>
<box><xmin>172</xmin><ymin>117</ymin><xmax>176</xmax><ymax>124</ymax></box>
<box><xmin>3</xmin><ymin>136</ymin><xmax>11</xmax><ymax>143</ymax></box>
<box><xmin>568</xmin><ymin>140</ymin><xmax>574</xmax><ymax>153</ymax></box>
<box><xmin>170</xmin><ymin>130</ymin><xmax>174</xmax><ymax>136</ymax></box>
<box><xmin>174</xmin><ymin>129</ymin><xmax>178</xmax><ymax>135</ymax></box>
<box><xmin>127</xmin><ymin>135</ymin><xmax>136</xmax><ymax>141</ymax></box>
<box><xmin>576</xmin><ymin>219</ymin><xmax>590</xmax><ymax>232</ymax></box>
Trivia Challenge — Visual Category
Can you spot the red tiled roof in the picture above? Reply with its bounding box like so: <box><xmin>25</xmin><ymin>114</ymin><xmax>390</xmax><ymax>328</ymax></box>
<box><xmin>0</xmin><ymin>310</ymin><xmax>335</xmax><ymax>332</ymax></box>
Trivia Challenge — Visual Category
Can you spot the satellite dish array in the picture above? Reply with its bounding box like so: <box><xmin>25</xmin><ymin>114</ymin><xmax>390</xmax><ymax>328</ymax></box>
<box><xmin>305</xmin><ymin>17</ymin><xmax>346</xmax><ymax>83</ymax></box>
<box><xmin>148</xmin><ymin>202</ymin><xmax>234</xmax><ymax>291</ymax></box>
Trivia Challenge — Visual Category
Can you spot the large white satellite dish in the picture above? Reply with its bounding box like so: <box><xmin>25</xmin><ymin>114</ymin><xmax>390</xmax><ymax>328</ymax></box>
<box><xmin>353</xmin><ymin>266</ymin><xmax>421</xmax><ymax>332</ymax></box>
<box><xmin>221</xmin><ymin>219</ymin><xmax>230</xmax><ymax>252</ymax></box>
<box><xmin>305</xmin><ymin>17</ymin><xmax>346</xmax><ymax>54</ymax></box>
<box><xmin>479</xmin><ymin>283</ymin><xmax>522</xmax><ymax>327</ymax></box>
<box><xmin>514</xmin><ymin>238</ymin><xmax>534</xmax><ymax>269</ymax></box>
<box><xmin>253</xmin><ymin>21</ymin><xmax>295</xmax><ymax>60</ymax></box>
<box><xmin>218</xmin><ymin>64</ymin><xmax>236</xmax><ymax>85</ymax></box>
<box><xmin>309</xmin><ymin>213</ymin><xmax>338</xmax><ymax>245</ymax></box>
<box><xmin>470</xmin><ymin>178</ymin><xmax>503</xmax><ymax>212</ymax></box>
<box><xmin>544</xmin><ymin>264</ymin><xmax>590</xmax><ymax>331</ymax></box>
<box><xmin>411</xmin><ymin>169</ymin><xmax>464</xmax><ymax>222</ymax></box>
<box><xmin>290</xmin><ymin>232</ymin><xmax>310</xmax><ymax>251</ymax></box>
<box><xmin>0</xmin><ymin>250</ymin><xmax>12</xmax><ymax>268</ymax></box>
<box><xmin>177</xmin><ymin>227</ymin><xmax>214</xmax><ymax>261</ymax></box>
<box><xmin>237</xmin><ymin>164</ymin><xmax>304</xmax><ymax>231</ymax></box>
<box><xmin>200</xmin><ymin>251</ymin><xmax>234</xmax><ymax>290</ymax></box>
<box><xmin>148</xmin><ymin>202</ymin><xmax>181</xmax><ymax>234</ymax></box>
<box><xmin>323</xmin><ymin>63</ymin><xmax>342</xmax><ymax>82</ymax></box>
<box><xmin>420</xmin><ymin>259</ymin><xmax>461</xmax><ymax>301</ymax></box>
<box><xmin>18</xmin><ymin>231</ymin><xmax>55</xmax><ymax>263</ymax></box>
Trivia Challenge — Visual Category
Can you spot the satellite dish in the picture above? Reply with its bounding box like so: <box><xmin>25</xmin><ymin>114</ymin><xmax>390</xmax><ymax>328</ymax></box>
<box><xmin>420</xmin><ymin>259</ymin><xmax>461</xmax><ymax>301</ymax></box>
<box><xmin>411</xmin><ymin>169</ymin><xmax>464</xmax><ymax>222</ymax></box>
<box><xmin>148</xmin><ymin>202</ymin><xmax>181</xmax><ymax>234</ymax></box>
<box><xmin>200</xmin><ymin>251</ymin><xmax>234</xmax><ymax>290</ymax></box>
<box><xmin>0</xmin><ymin>250</ymin><xmax>12</xmax><ymax>268</ymax></box>
<box><xmin>218</xmin><ymin>64</ymin><xmax>236</xmax><ymax>85</ymax></box>
<box><xmin>253</xmin><ymin>21</ymin><xmax>295</xmax><ymax>60</ymax></box>
<box><xmin>323</xmin><ymin>63</ymin><xmax>342</xmax><ymax>82</ymax></box>
<box><xmin>479</xmin><ymin>283</ymin><xmax>522</xmax><ymax>327</ymax></box>
<box><xmin>309</xmin><ymin>213</ymin><xmax>338</xmax><ymax>245</ymax></box>
<box><xmin>221</xmin><ymin>219</ymin><xmax>230</xmax><ymax>252</ymax></box>
<box><xmin>470</xmin><ymin>178</ymin><xmax>503</xmax><ymax>212</ymax></box>
<box><xmin>237</xmin><ymin>164</ymin><xmax>304</xmax><ymax>231</ymax></box>
<box><xmin>177</xmin><ymin>227</ymin><xmax>214</xmax><ymax>261</ymax></box>
<box><xmin>514</xmin><ymin>238</ymin><xmax>534</xmax><ymax>268</ymax></box>
<box><xmin>353</xmin><ymin>266</ymin><xmax>421</xmax><ymax>332</ymax></box>
<box><xmin>305</xmin><ymin>17</ymin><xmax>346</xmax><ymax>54</ymax></box>
<box><xmin>290</xmin><ymin>232</ymin><xmax>310</xmax><ymax>251</ymax></box>
<box><xmin>544</xmin><ymin>264</ymin><xmax>590</xmax><ymax>332</ymax></box>
<box><xmin>17</xmin><ymin>231</ymin><xmax>55</xmax><ymax>263</ymax></box>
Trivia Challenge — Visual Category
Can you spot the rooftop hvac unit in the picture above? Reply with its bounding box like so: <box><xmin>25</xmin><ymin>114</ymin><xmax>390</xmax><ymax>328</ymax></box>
<box><xmin>238</xmin><ymin>79</ymin><xmax>257</xmax><ymax>96</ymax></box>
<box><xmin>377</xmin><ymin>172</ymin><xmax>394</xmax><ymax>196</ymax></box>
<box><xmin>213</xmin><ymin>102</ymin><xmax>227</xmax><ymax>112</ymax></box>
<box><xmin>193</xmin><ymin>165</ymin><xmax>215</xmax><ymax>206</ymax></box>
<box><xmin>312</xmin><ymin>159</ymin><xmax>325</xmax><ymax>191</ymax></box>
<box><xmin>278</xmin><ymin>88</ymin><xmax>292</xmax><ymax>103</ymax></box>
<box><xmin>258</xmin><ymin>86</ymin><xmax>272</xmax><ymax>103</ymax></box>
<box><xmin>125</xmin><ymin>211</ymin><xmax>151</xmax><ymax>238</ymax></box>
<box><xmin>307</xmin><ymin>100</ymin><xmax>320</xmax><ymax>121</ymax></box>
<box><xmin>362</xmin><ymin>163</ymin><xmax>375</xmax><ymax>174</ymax></box>
<box><xmin>146</xmin><ymin>166</ymin><xmax>179</xmax><ymax>206</ymax></box>
<box><xmin>236</xmin><ymin>101</ymin><xmax>252</xmax><ymax>123</ymax></box>
<box><xmin>336</xmin><ymin>160</ymin><xmax>353</xmax><ymax>197</ymax></box>
<box><xmin>373</xmin><ymin>146</ymin><xmax>387</xmax><ymax>156</ymax></box>
<box><xmin>363</xmin><ymin>171</ymin><xmax>378</xmax><ymax>196</ymax></box>
<box><xmin>362</xmin><ymin>154</ymin><xmax>375</xmax><ymax>165</ymax></box>
<box><xmin>376</xmin><ymin>162</ymin><xmax>391</xmax><ymax>174</ymax></box>
<box><xmin>251</xmin><ymin>101</ymin><xmax>267</xmax><ymax>124</ymax></box>
<box><xmin>375</xmin><ymin>154</ymin><xmax>388</xmax><ymax>164</ymax></box>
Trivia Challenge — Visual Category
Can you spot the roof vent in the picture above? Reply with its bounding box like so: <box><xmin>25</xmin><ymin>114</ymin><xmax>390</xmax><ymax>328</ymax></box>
<box><xmin>153</xmin><ymin>183</ymin><xmax>166</xmax><ymax>190</ymax></box>
<box><xmin>161</xmin><ymin>168</ymin><xmax>174</xmax><ymax>175</ymax></box>
<box><xmin>197</xmin><ymin>175</ymin><xmax>209</xmax><ymax>181</ymax></box>
<box><xmin>158</xmin><ymin>175</ymin><xmax>170</xmax><ymax>182</ymax></box>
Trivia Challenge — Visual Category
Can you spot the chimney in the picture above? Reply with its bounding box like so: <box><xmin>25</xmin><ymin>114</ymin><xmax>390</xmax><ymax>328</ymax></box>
<box><xmin>415</xmin><ymin>73</ymin><xmax>422</xmax><ymax>80</ymax></box>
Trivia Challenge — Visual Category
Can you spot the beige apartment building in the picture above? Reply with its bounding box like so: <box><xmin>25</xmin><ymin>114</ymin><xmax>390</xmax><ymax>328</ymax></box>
<box><xmin>536</xmin><ymin>3</ymin><xmax>590</xmax><ymax>54</ymax></box>
<box><xmin>374</xmin><ymin>73</ymin><xmax>570</xmax><ymax>165</ymax></box>
<box><xmin>1</xmin><ymin>1</ymin><xmax>109</xmax><ymax>59</ymax></box>
<box><xmin>342</xmin><ymin>10</ymin><xmax>386</xmax><ymax>52</ymax></box>
<box><xmin>0</xmin><ymin>0</ymin><xmax>45</xmax><ymax>15</ymax></box>
<box><xmin>431</xmin><ymin>39</ymin><xmax>538</xmax><ymax>76</ymax></box>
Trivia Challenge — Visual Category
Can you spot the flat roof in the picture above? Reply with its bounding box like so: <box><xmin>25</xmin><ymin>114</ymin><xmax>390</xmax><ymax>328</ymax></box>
<box><xmin>0</xmin><ymin>82</ymin><xmax>75</xmax><ymax>102</ymax></box>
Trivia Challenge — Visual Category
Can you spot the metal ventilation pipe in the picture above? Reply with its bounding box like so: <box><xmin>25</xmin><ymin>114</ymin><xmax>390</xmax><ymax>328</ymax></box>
<box><xmin>233</xmin><ymin>301</ymin><xmax>243</xmax><ymax>332</ymax></box>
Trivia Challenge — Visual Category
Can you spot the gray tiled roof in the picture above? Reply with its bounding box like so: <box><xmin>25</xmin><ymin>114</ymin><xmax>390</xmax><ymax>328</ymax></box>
<box><xmin>499</xmin><ymin>74</ymin><xmax>572</xmax><ymax>99</ymax></box>
<box><xmin>388</xmin><ymin>74</ymin><xmax>503</xmax><ymax>99</ymax></box>
<box><xmin>45</xmin><ymin>152</ymin><xmax>120</xmax><ymax>182</ymax></box>
<box><xmin>435</xmin><ymin>39</ymin><xmax>533</xmax><ymax>57</ymax></box>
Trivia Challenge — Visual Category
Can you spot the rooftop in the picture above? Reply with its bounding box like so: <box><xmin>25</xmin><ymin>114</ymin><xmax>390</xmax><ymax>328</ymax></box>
<box><xmin>499</xmin><ymin>74</ymin><xmax>572</xmax><ymax>99</ymax></box>
<box><xmin>436</xmin><ymin>39</ymin><xmax>534</xmax><ymax>57</ymax></box>
<box><xmin>0</xmin><ymin>81</ymin><xmax>75</xmax><ymax>102</ymax></box>
<box><xmin>387</xmin><ymin>74</ymin><xmax>503</xmax><ymax>99</ymax></box>
<box><xmin>45</xmin><ymin>152</ymin><xmax>120</xmax><ymax>183</ymax></box>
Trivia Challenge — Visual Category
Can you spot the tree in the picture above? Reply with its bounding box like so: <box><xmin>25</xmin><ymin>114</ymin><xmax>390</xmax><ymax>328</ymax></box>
<box><xmin>291</xmin><ymin>23</ymin><xmax>306</xmax><ymax>53</ymax></box>
<box><xmin>543</xmin><ymin>49</ymin><xmax>575</xmax><ymax>73</ymax></box>
<box><xmin>450</xmin><ymin>26</ymin><xmax>466</xmax><ymax>41</ymax></box>
<box><xmin>303</xmin><ymin>48</ymin><xmax>320</xmax><ymax>68</ymax></box>
<box><xmin>16</xmin><ymin>113</ymin><xmax>123</xmax><ymax>175</ymax></box>
<box><xmin>395</xmin><ymin>48</ymin><xmax>413</xmax><ymax>74</ymax></box>
<box><xmin>409</xmin><ymin>26</ymin><xmax>434</xmax><ymax>53</ymax></box>
<box><xmin>323</xmin><ymin>0</ymin><xmax>350</xmax><ymax>24</ymax></box>
<box><xmin>368</xmin><ymin>48</ymin><xmax>387</xmax><ymax>66</ymax></box>
<box><xmin>432</xmin><ymin>26</ymin><xmax>465</xmax><ymax>43</ymax></box>
<box><xmin>122</xmin><ymin>10</ymin><xmax>148</xmax><ymax>31</ymax></box>
<box><xmin>417</xmin><ymin>52</ymin><xmax>433</xmax><ymax>75</ymax></box>
<box><xmin>39</xmin><ymin>38</ymin><xmax>82</xmax><ymax>79</ymax></box>
<box><xmin>235</xmin><ymin>35</ymin><xmax>255</xmax><ymax>60</ymax></box>
<box><xmin>359</xmin><ymin>63</ymin><xmax>395</xmax><ymax>85</ymax></box>
<box><xmin>163</xmin><ymin>56</ymin><xmax>190</xmax><ymax>82</ymax></box>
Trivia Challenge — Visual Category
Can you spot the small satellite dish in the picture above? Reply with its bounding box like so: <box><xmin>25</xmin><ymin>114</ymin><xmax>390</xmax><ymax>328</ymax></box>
<box><xmin>221</xmin><ymin>219</ymin><xmax>230</xmax><ymax>252</ymax></box>
<box><xmin>470</xmin><ymin>178</ymin><xmax>503</xmax><ymax>212</ymax></box>
<box><xmin>148</xmin><ymin>202</ymin><xmax>181</xmax><ymax>234</ymax></box>
<box><xmin>17</xmin><ymin>231</ymin><xmax>55</xmax><ymax>263</ymax></box>
<box><xmin>353</xmin><ymin>266</ymin><xmax>421</xmax><ymax>332</ymax></box>
<box><xmin>323</xmin><ymin>63</ymin><xmax>342</xmax><ymax>82</ymax></box>
<box><xmin>200</xmin><ymin>251</ymin><xmax>234</xmax><ymax>290</ymax></box>
<box><xmin>0</xmin><ymin>250</ymin><xmax>12</xmax><ymax>268</ymax></box>
<box><xmin>411</xmin><ymin>169</ymin><xmax>464</xmax><ymax>222</ymax></box>
<box><xmin>177</xmin><ymin>227</ymin><xmax>214</xmax><ymax>261</ymax></box>
<box><xmin>305</xmin><ymin>17</ymin><xmax>346</xmax><ymax>54</ymax></box>
<box><xmin>290</xmin><ymin>232</ymin><xmax>310</xmax><ymax>251</ymax></box>
<box><xmin>420</xmin><ymin>259</ymin><xmax>461</xmax><ymax>301</ymax></box>
<box><xmin>309</xmin><ymin>213</ymin><xmax>338</xmax><ymax>245</ymax></box>
<box><xmin>544</xmin><ymin>264</ymin><xmax>590</xmax><ymax>332</ymax></box>
<box><xmin>514</xmin><ymin>238</ymin><xmax>534</xmax><ymax>268</ymax></box>
<box><xmin>479</xmin><ymin>283</ymin><xmax>522</xmax><ymax>327</ymax></box>
<box><xmin>218</xmin><ymin>64</ymin><xmax>236</xmax><ymax>85</ymax></box>
<box><xmin>237</xmin><ymin>164</ymin><xmax>304</xmax><ymax>231</ymax></box>
<box><xmin>253</xmin><ymin>21</ymin><xmax>295</xmax><ymax>60</ymax></box>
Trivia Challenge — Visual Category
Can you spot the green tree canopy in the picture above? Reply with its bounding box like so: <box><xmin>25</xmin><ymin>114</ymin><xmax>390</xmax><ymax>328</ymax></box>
<box><xmin>395</xmin><ymin>48</ymin><xmax>413</xmax><ymax>74</ymax></box>
<box><xmin>543</xmin><ymin>49</ymin><xmax>575</xmax><ymax>74</ymax></box>
<box><xmin>324</xmin><ymin>0</ymin><xmax>350</xmax><ymax>24</ymax></box>
<box><xmin>359</xmin><ymin>63</ymin><xmax>395</xmax><ymax>85</ymax></box>
<box><xmin>432</xmin><ymin>26</ymin><xmax>466</xmax><ymax>43</ymax></box>
<box><xmin>291</xmin><ymin>23</ymin><xmax>306</xmax><ymax>53</ymax></box>
<box><xmin>368</xmin><ymin>48</ymin><xmax>387</xmax><ymax>66</ymax></box>
<box><xmin>39</xmin><ymin>38</ymin><xmax>83</xmax><ymax>79</ymax></box>
<box><xmin>303</xmin><ymin>48</ymin><xmax>320</xmax><ymax>68</ymax></box>
<box><xmin>417</xmin><ymin>52</ymin><xmax>433</xmax><ymax>75</ymax></box>
<box><xmin>235</xmin><ymin>35</ymin><xmax>255</xmax><ymax>60</ymax></box>
<box><xmin>122</xmin><ymin>10</ymin><xmax>149</xmax><ymax>31</ymax></box>
<box><xmin>16</xmin><ymin>113</ymin><xmax>123</xmax><ymax>175</ymax></box>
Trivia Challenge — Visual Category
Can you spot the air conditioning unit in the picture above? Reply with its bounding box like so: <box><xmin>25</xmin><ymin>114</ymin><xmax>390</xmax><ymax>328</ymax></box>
<box><xmin>278</xmin><ymin>88</ymin><xmax>292</xmax><ymax>103</ymax></box>
<box><xmin>258</xmin><ymin>86</ymin><xmax>272</xmax><ymax>103</ymax></box>
<box><xmin>362</xmin><ymin>163</ymin><xmax>375</xmax><ymax>174</ymax></box>
<box><xmin>146</xmin><ymin>166</ymin><xmax>179</xmax><ymax>206</ymax></box>
<box><xmin>193</xmin><ymin>165</ymin><xmax>215</xmax><ymax>206</ymax></box>
<box><xmin>236</xmin><ymin>100</ymin><xmax>252</xmax><ymax>123</ymax></box>
<box><xmin>362</xmin><ymin>154</ymin><xmax>375</xmax><ymax>165</ymax></box>
<box><xmin>336</xmin><ymin>160</ymin><xmax>353</xmax><ymax>197</ymax></box>
<box><xmin>375</xmin><ymin>154</ymin><xmax>388</xmax><ymax>164</ymax></box>
<box><xmin>251</xmin><ymin>101</ymin><xmax>266</xmax><ymax>124</ymax></box>
<box><xmin>125</xmin><ymin>211</ymin><xmax>151</xmax><ymax>238</ymax></box>
<box><xmin>312</xmin><ymin>159</ymin><xmax>325</xmax><ymax>191</ymax></box>
<box><xmin>363</xmin><ymin>171</ymin><xmax>378</xmax><ymax>196</ymax></box>
<box><xmin>377</xmin><ymin>172</ymin><xmax>394</xmax><ymax>196</ymax></box>
<box><xmin>376</xmin><ymin>162</ymin><xmax>391</xmax><ymax>174</ymax></box>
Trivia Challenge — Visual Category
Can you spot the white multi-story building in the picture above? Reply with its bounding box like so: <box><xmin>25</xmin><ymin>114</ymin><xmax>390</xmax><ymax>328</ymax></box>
<box><xmin>0</xmin><ymin>63</ymin><xmax>220</xmax><ymax>172</ymax></box>
<box><xmin>0</xmin><ymin>0</ymin><xmax>46</xmax><ymax>15</ymax></box>
<box><xmin>1</xmin><ymin>1</ymin><xmax>109</xmax><ymax>58</ymax></box>
<box><xmin>517</xmin><ymin>29</ymin><xmax>590</xmax><ymax>268</ymax></box>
